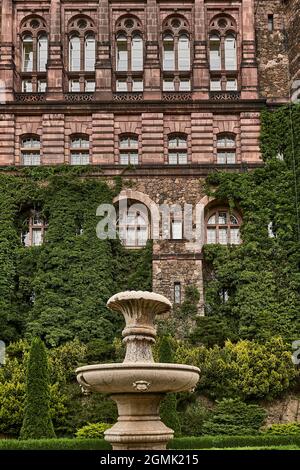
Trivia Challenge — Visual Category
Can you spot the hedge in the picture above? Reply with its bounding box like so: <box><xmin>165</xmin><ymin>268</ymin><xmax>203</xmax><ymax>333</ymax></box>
<box><xmin>168</xmin><ymin>435</ymin><xmax>300</xmax><ymax>449</ymax></box>
<box><xmin>0</xmin><ymin>435</ymin><xmax>300</xmax><ymax>450</ymax></box>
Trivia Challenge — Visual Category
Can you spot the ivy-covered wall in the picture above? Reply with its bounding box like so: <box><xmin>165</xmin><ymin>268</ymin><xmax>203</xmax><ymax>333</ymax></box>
<box><xmin>194</xmin><ymin>104</ymin><xmax>300</xmax><ymax>345</ymax></box>
<box><xmin>0</xmin><ymin>169</ymin><xmax>152</xmax><ymax>346</ymax></box>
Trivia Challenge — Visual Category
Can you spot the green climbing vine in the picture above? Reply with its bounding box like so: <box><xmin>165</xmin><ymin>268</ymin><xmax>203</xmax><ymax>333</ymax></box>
<box><xmin>193</xmin><ymin>104</ymin><xmax>300</xmax><ymax>345</ymax></box>
<box><xmin>0</xmin><ymin>169</ymin><xmax>152</xmax><ymax>346</ymax></box>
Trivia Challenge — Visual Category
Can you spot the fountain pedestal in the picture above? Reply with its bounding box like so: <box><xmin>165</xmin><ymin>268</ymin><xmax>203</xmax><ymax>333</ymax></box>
<box><xmin>76</xmin><ymin>291</ymin><xmax>200</xmax><ymax>450</ymax></box>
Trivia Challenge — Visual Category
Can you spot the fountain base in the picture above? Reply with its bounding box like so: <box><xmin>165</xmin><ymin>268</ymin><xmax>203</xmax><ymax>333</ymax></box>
<box><xmin>104</xmin><ymin>393</ymin><xmax>173</xmax><ymax>450</ymax></box>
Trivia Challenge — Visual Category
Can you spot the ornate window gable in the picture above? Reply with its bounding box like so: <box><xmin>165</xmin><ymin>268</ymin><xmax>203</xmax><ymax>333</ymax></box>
<box><xmin>20</xmin><ymin>16</ymin><xmax>48</xmax><ymax>93</ymax></box>
<box><xmin>162</xmin><ymin>15</ymin><xmax>191</xmax><ymax>92</ymax></box>
<box><xmin>67</xmin><ymin>16</ymin><xmax>96</xmax><ymax>92</ymax></box>
<box><xmin>115</xmin><ymin>15</ymin><xmax>144</xmax><ymax>92</ymax></box>
<box><xmin>209</xmin><ymin>14</ymin><xmax>238</xmax><ymax>92</ymax></box>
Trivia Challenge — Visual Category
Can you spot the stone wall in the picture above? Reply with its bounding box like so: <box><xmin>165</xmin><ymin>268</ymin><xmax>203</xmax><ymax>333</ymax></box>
<box><xmin>254</xmin><ymin>0</ymin><xmax>290</xmax><ymax>101</ymax></box>
<box><xmin>285</xmin><ymin>0</ymin><xmax>300</xmax><ymax>100</ymax></box>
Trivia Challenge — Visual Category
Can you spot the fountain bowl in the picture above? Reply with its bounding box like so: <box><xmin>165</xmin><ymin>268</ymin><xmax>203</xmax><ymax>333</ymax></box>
<box><xmin>76</xmin><ymin>362</ymin><xmax>200</xmax><ymax>394</ymax></box>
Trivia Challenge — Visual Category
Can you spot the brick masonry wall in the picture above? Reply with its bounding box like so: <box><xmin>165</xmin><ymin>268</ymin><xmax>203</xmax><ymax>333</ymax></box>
<box><xmin>2</xmin><ymin>111</ymin><xmax>262</xmax><ymax>165</ymax></box>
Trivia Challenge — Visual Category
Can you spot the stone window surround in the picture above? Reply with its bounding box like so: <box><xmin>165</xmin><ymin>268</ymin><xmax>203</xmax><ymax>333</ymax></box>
<box><xmin>208</xmin><ymin>13</ymin><xmax>239</xmax><ymax>92</ymax></box>
<box><xmin>114</xmin><ymin>15</ymin><xmax>144</xmax><ymax>93</ymax></box>
<box><xmin>66</xmin><ymin>15</ymin><xmax>97</xmax><ymax>93</ymax></box>
<box><xmin>19</xmin><ymin>15</ymin><xmax>48</xmax><ymax>93</ymax></box>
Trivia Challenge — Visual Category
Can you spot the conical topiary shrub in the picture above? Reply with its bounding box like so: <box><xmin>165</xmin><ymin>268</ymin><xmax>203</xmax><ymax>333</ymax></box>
<box><xmin>159</xmin><ymin>335</ymin><xmax>181</xmax><ymax>436</ymax></box>
<box><xmin>20</xmin><ymin>337</ymin><xmax>56</xmax><ymax>439</ymax></box>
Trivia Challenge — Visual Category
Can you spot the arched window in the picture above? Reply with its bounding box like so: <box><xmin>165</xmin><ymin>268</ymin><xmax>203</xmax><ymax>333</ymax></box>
<box><xmin>162</xmin><ymin>16</ymin><xmax>191</xmax><ymax>92</ymax></box>
<box><xmin>224</xmin><ymin>34</ymin><xmax>237</xmax><ymax>70</ymax></box>
<box><xmin>168</xmin><ymin>135</ymin><xmax>188</xmax><ymax>164</ymax></box>
<box><xmin>115</xmin><ymin>16</ymin><xmax>144</xmax><ymax>92</ymax></box>
<box><xmin>178</xmin><ymin>34</ymin><xmax>190</xmax><ymax>71</ymax></box>
<box><xmin>119</xmin><ymin>135</ymin><xmax>139</xmax><ymax>165</ymax></box>
<box><xmin>216</xmin><ymin>133</ymin><xmax>236</xmax><ymax>164</ymax></box>
<box><xmin>206</xmin><ymin>209</ymin><xmax>241</xmax><ymax>245</ymax></box>
<box><xmin>118</xmin><ymin>203</ymin><xmax>149</xmax><ymax>247</ymax></box>
<box><xmin>20</xmin><ymin>17</ymin><xmax>48</xmax><ymax>92</ymax></box>
<box><xmin>131</xmin><ymin>34</ymin><xmax>143</xmax><ymax>71</ymax></box>
<box><xmin>22</xmin><ymin>35</ymin><xmax>33</xmax><ymax>72</ymax></box>
<box><xmin>163</xmin><ymin>34</ymin><xmax>175</xmax><ymax>71</ymax></box>
<box><xmin>22</xmin><ymin>210</ymin><xmax>48</xmax><ymax>247</ymax></box>
<box><xmin>21</xmin><ymin>136</ymin><xmax>41</xmax><ymax>166</ymax></box>
<box><xmin>85</xmin><ymin>34</ymin><xmax>96</xmax><ymax>71</ymax></box>
<box><xmin>67</xmin><ymin>17</ymin><xmax>96</xmax><ymax>92</ymax></box>
<box><xmin>69</xmin><ymin>35</ymin><xmax>81</xmax><ymax>71</ymax></box>
<box><xmin>70</xmin><ymin>135</ymin><xmax>90</xmax><ymax>165</ymax></box>
<box><xmin>209</xmin><ymin>34</ymin><xmax>221</xmax><ymax>70</ymax></box>
<box><xmin>116</xmin><ymin>34</ymin><xmax>128</xmax><ymax>71</ymax></box>
<box><xmin>208</xmin><ymin>16</ymin><xmax>238</xmax><ymax>92</ymax></box>
<box><xmin>37</xmin><ymin>34</ymin><xmax>48</xmax><ymax>71</ymax></box>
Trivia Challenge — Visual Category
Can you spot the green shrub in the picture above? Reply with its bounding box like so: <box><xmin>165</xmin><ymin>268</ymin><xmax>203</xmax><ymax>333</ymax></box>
<box><xmin>180</xmin><ymin>402</ymin><xmax>211</xmax><ymax>436</ymax></box>
<box><xmin>264</xmin><ymin>423</ymin><xmax>300</xmax><ymax>435</ymax></box>
<box><xmin>202</xmin><ymin>398</ymin><xmax>266</xmax><ymax>436</ymax></box>
<box><xmin>75</xmin><ymin>422</ymin><xmax>112</xmax><ymax>439</ymax></box>
<box><xmin>20</xmin><ymin>338</ymin><xmax>55</xmax><ymax>439</ymax></box>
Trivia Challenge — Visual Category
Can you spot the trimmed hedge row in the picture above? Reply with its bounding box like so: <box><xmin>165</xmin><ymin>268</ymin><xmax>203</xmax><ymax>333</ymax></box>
<box><xmin>0</xmin><ymin>435</ymin><xmax>300</xmax><ymax>450</ymax></box>
<box><xmin>0</xmin><ymin>439</ymin><xmax>111</xmax><ymax>450</ymax></box>
<box><xmin>168</xmin><ymin>435</ymin><xmax>300</xmax><ymax>449</ymax></box>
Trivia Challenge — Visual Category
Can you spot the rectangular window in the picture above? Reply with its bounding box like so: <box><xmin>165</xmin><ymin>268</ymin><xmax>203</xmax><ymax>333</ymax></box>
<box><xmin>70</xmin><ymin>152</ymin><xmax>90</xmax><ymax>165</ymax></box>
<box><xmin>163</xmin><ymin>43</ymin><xmax>175</xmax><ymax>71</ymax></box>
<box><xmin>268</xmin><ymin>14</ymin><xmax>274</xmax><ymax>32</ymax></box>
<box><xmin>22</xmin><ymin>80</ymin><xmax>33</xmax><ymax>92</ymax></box>
<box><xmin>219</xmin><ymin>228</ymin><xmax>228</xmax><ymax>245</ymax></box>
<box><xmin>230</xmin><ymin>228</ymin><xmax>240</xmax><ymax>245</ymax></box>
<box><xmin>117</xmin><ymin>44</ymin><xmax>128</xmax><ymax>71</ymax></box>
<box><xmin>23</xmin><ymin>44</ymin><xmax>33</xmax><ymax>72</ymax></box>
<box><xmin>174</xmin><ymin>282</ymin><xmax>181</xmax><ymax>304</ymax></box>
<box><xmin>38</xmin><ymin>80</ymin><xmax>47</xmax><ymax>92</ymax></box>
<box><xmin>69</xmin><ymin>80</ymin><xmax>80</xmax><ymax>92</ymax></box>
<box><xmin>116</xmin><ymin>80</ymin><xmax>128</xmax><ymax>92</ymax></box>
<box><xmin>163</xmin><ymin>80</ymin><xmax>175</xmax><ymax>91</ymax></box>
<box><xmin>85</xmin><ymin>80</ymin><xmax>95</xmax><ymax>92</ymax></box>
<box><xmin>210</xmin><ymin>79</ymin><xmax>221</xmax><ymax>91</ymax></box>
<box><xmin>137</xmin><ymin>227</ymin><xmax>147</xmax><ymax>246</ymax></box>
<box><xmin>179</xmin><ymin>80</ymin><xmax>191</xmax><ymax>91</ymax></box>
<box><xmin>132</xmin><ymin>79</ymin><xmax>143</xmax><ymax>91</ymax></box>
<box><xmin>172</xmin><ymin>220</ymin><xmax>183</xmax><ymax>240</ymax></box>
<box><xmin>32</xmin><ymin>228</ymin><xmax>43</xmax><ymax>246</ymax></box>
<box><xmin>22</xmin><ymin>153</ymin><xmax>41</xmax><ymax>166</ymax></box>
<box><xmin>207</xmin><ymin>227</ymin><xmax>216</xmax><ymax>244</ymax></box>
<box><xmin>217</xmin><ymin>152</ymin><xmax>236</xmax><ymax>164</ymax></box>
<box><xmin>120</xmin><ymin>153</ymin><xmax>129</xmax><ymax>165</ymax></box>
<box><xmin>178</xmin><ymin>153</ymin><xmax>188</xmax><ymax>164</ymax></box>
<box><xmin>226</xmin><ymin>78</ymin><xmax>237</xmax><ymax>91</ymax></box>
<box><xmin>168</xmin><ymin>153</ymin><xmax>177</xmax><ymax>164</ymax></box>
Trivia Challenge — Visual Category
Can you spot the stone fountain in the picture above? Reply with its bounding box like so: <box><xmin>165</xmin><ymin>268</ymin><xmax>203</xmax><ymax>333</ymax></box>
<box><xmin>76</xmin><ymin>291</ymin><xmax>200</xmax><ymax>450</ymax></box>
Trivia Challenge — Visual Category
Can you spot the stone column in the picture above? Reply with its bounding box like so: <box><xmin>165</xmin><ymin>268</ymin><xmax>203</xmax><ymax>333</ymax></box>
<box><xmin>241</xmin><ymin>0</ymin><xmax>258</xmax><ymax>99</ymax></box>
<box><xmin>193</xmin><ymin>0</ymin><xmax>209</xmax><ymax>99</ymax></box>
<box><xmin>143</xmin><ymin>0</ymin><xmax>161</xmax><ymax>99</ymax></box>
<box><xmin>47</xmin><ymin>0</ymin><xmax>64</xmax><ymax>100</ymax></box>
<box><xmin>0</xmin><ymin>0</ymin><xmax>15</xmax><ymax>101</ymax></box>
<box><xmin>95</xmin><ymin>0</ymin><xmax>112</xmax><ymax>99</ymax></box>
